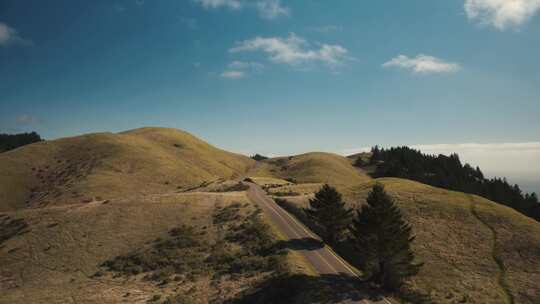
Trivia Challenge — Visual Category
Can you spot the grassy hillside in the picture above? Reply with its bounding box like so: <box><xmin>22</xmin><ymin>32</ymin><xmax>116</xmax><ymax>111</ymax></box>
<box><xmin>0</xmin><ymin>127</ymin><xmax>254</xmax><ymax>212</ymax></box>
<box><xmin>2</xmin><ymin>127</ymin><xmax>539</xmax><ymax>303</ymax></box>
<box><xmin>270</xmin><ymin>178</ymin><xmax>540</xmax><ymax>304</ymax></box>
<box><xmin>250</xmin><ymin>152</ymin><xmax>371</xmax><ymax>187</ymax></box>
<box><xmin>0</xmin><ymin>190</ymin><xmax>314</xmax><ymax>304</ymax></box>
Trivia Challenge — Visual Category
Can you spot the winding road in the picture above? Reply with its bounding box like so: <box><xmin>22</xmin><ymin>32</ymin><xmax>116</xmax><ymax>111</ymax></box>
<box><xmin>246</xmin><ymin>182</ymin><xmax>392</xmax><ymax>304</ymax></box>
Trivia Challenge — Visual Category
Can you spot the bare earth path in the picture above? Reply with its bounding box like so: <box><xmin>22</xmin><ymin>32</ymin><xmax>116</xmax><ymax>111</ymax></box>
<box><xmin>246</xmin><ymin>183</ymin><xmax>392</xmax><ymax>304</ymax></box>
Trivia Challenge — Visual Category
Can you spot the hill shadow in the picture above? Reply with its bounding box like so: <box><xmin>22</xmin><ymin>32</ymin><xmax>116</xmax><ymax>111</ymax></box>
<box><xmin>225</xmin><ymin>273</ymin><xmax>389</xmax><ymax>304</ymax></box>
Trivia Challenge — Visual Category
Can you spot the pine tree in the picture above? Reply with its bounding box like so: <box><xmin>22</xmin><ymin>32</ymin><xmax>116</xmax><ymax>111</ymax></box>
<box><xmin>350</xmin><ymin>183</ymin><xmax>421</xmax><ymax>291</ymax></box>
<box><xmin>370</xmin><ymin>146</ymin><xmax>382</xmax><ymax>164</ymax></box>
<box><xmin>304</xmin><ymin>184</ymin><xmax>353</xmax><ymax>245</ymax></box>
<box><xmin>353</xmin><ymin>156</ymin><xmax>367</xmax><ymax>167</ymax></box>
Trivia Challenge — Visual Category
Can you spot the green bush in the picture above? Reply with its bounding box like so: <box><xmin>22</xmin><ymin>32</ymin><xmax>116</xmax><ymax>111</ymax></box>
<box><xmin>102</xmin><ymin>225</ymin><xmax>207</xmax><ymax>279</ymax></box>
<box><xmin>272</xmin><ymin>191</ymin><xmax>300</xmax><ymax>197</ymax></box>
<box><xmin>102</xmin><ymin>203</ymin><xmax>287</xmax><ymax>286</ymax></box>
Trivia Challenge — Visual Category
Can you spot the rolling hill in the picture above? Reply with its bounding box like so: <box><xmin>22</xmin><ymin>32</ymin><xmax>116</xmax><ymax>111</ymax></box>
<box><xmin>0</xmin><ymin>191</ymin><xmax>312</xmax><ymax>304</ymax></box>
<box><xmin>249</xmin><ymin>152</ymin><xmax>371</xmax><ymax>187</ymax></box>
<box><xmin>271</xmin><ymin>178</ymin><xmax>540</xmax><ymax>304</ymax></box>
<box><xmin>0</xmin><ymin>127</ymin><xmax>253</xmax><ymax>212</ymax></box>
<box><xmin>1</xmin><ymin>127</ymin><xmax>539</xmax><ymax>304</ymax></box>
<box><xmin>349</xmin><ymin>178</ymin><xmax>540</xmax><ymax>304</ymax></box>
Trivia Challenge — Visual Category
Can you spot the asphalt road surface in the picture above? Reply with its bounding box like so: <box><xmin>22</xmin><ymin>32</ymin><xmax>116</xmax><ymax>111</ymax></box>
<box><xmin>246</xmin><ymin>182</ymin><xmax>392</xmax><ymax>304</ymax></box>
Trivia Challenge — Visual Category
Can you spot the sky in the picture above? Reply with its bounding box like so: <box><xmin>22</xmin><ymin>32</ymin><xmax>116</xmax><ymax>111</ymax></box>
<box><xmin>1</xmin><ymin>0</ymin><xmax>539</xmax><ymax>192</ymax></box>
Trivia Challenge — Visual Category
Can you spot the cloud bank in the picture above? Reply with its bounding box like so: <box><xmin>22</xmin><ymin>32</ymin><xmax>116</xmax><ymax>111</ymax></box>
<box><xmin>343</xmin><ymin>142</ymin><xmax>540</xmax><ymax>192</ymax></box>
<box><xmin>411</xmin><ymin>142</ymin><xmax>540</xmax><ymax>178</ymax></box>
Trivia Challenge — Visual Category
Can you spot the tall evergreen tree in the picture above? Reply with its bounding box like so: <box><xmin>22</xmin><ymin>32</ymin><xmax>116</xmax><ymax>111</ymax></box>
<box><xmin>370</xmin><ymin>145</ymin><xmax>382</xmax><ymax>164</ymax></box>
<box><xmin>350</xmin><ymin>183</ymin><xmax>421</xmax><ymax>291</ymax></box>
<box><xmin>304</xmin><ymin>184</ymin><xmax>353</xmax><ymax>245</ymax></box>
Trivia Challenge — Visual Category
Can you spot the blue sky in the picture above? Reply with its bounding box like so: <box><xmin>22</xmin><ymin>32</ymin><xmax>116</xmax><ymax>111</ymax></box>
<box><xmin>1</xmin><ymin>0</ymin><xmax>539</xmax><ymax>190</ymax></box>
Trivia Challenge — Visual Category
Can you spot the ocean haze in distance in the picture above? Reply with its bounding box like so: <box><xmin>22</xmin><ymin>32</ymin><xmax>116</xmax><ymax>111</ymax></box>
<box><xmin>1</xmin><ymin>1</ymin><xmax>539</xmax><ymax>193</ymax></box>
<box><xmin>343</xmin><ymin>142</ymin><xmax>540</xmax><ymax>195</ymax></box>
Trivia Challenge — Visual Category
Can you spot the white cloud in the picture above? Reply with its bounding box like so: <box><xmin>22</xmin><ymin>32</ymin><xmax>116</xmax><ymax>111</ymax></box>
<box><xmin>0</xmin><ymin>22</ymin><xmax>33</xmax><ymax>47</ymax></box>
<box><xmin>465</xmin><ymin>0</ymin><xmax>540</xmax><ymax>30</ymax></box>
<box><xmin>194</xmin><ymin>0</ymin><xmax>289</xmax><ymax>19</ymax></box>
<box><xmin>229</xmin><ymin>33</ymin><xmax>351</xmax><ymax>68</ymax></box>
<box><xmin>220</xmin><ymin>70</ymin><xmax>245</xmax><ymax>79</ymax></box>
<box><xmin>195</xmin><ymin>0</ymin><xmax>242</xmax><ymax>10</ymax></box>
<box><xmin>256</xmin><ymin>0</ymin><xmax>289</xmax><ymax>19</ymax></box>
<box><xmin>382</xmin><ymin>54</ymin><xmax>461</xmax><ymax>74</ymax></box>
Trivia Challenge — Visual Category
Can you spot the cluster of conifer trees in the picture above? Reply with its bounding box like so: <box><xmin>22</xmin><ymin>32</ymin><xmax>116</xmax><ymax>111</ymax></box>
<box><xmin>305</xmin><ymin>184</ymin><xmax>421</xmax><ymax>291</ymax></box>
<box><xmin>364</xmin><ymin>146</ymin><xmax>540</xmax><ymax>221</ymax></box>
<box><xmin>0</xmin><ymin>132</ymin><xmax>42</xmax><ymax>153</ymax></box>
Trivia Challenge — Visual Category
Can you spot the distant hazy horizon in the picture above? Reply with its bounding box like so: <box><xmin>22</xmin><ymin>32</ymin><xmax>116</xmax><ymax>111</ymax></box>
<box><xmin>343</xmin><ymin>142</ymin><xmax>540</xmax><ymax>195</ymax></box>
<box><xmin>1</xmin><ymin>1</ymin><xmax>538</xmax><ymax>192</ymax></box>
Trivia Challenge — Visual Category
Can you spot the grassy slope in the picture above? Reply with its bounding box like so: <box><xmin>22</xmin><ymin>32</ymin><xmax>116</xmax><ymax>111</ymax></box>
<box><xmin>0</xmin><ymin>127</ymin><xmax>254</xmax><ymax>212</ymax></box>
<box><xmin>0</xmin><ymin>190</ymin><xmax>307</xmax><ymax>304</ymax></box>
<box><xmin>2</xmin><ymin>127</ymin><xmax>539</xmax><ymax>303</ymax></box>
<box><xmin>276</xmin><ymin>178</ymin><xmax>540</xmax><ymax>304</ymax></box>
<box><xmin>250</xmin><ymin>152</ymin><xmax>371</xmax><ymax>187</ymax></box>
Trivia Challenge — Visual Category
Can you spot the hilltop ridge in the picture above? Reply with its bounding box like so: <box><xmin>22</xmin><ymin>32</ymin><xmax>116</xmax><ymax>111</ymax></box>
<box><xmin>250</xmin><ymin>151</ymin><xmax>371</xmax><ymax>187</ymax></box>
<box><xmin>0</xmin><ymin>127</ymin><xmax>539</xmax><ymax>303</ymax></box>
<box><xmin>0</xmin><ymin>127</ymin><xmax>253</xmax><ymax>211</ymax></box>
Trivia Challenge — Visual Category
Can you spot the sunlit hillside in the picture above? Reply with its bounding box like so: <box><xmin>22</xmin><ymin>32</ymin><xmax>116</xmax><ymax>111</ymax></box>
<box><xmin>250</xmin><ymin>152</ymin><xmax>371</xmax><ymax>187</ymax></box>
<box><xmin>0</xmin><ymin>127</ymin><xmax>253</xmax><ymax>212</ymax></box>
<box><xmin>271</xmin><ymin>177</ymin><xmax>540</xmax><ymax>304</ymax></box>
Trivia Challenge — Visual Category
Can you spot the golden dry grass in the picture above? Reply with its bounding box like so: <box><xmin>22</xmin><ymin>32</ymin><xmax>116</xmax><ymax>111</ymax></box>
<box><xmin>0</xmin><ymin>127</ymin><xmax>254</xmax><ymax>212</ymax></box>
<box><xmin>0</xmin><ymin>191</ymin><xmax>306</xmax><ymax>304</ymax></box>
<box><xmin>250</xmin><ymin>152</ymin><xmax>371</xmax><ymax>187</ymax></box>
<box><xmin>472</xmin><ymin>197</ymin><xmax>540</xmax><ymax>304</ymax></box>
<box><xmin>276</xmin><ymin>178</ymin><xmax>540</xmax><ymax>304</ymax></box>
<box><xmin>247</xmin><ymin>177</ymin><xmax>292</xmax><ymax>187</ymax></box>
<box><xmin>267</xmin><ymin>183</ymin><xmax>324</xmax><ymax>196</ymax></box>
<box><xmin>2</xmin><ymin>128</ymin><xmax>539</xmax><ymax>303</ymax></box>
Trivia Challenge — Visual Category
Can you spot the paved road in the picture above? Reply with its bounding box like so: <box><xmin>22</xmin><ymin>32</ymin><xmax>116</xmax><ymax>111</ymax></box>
<box><xmin>246</xmin><ymin>183</ymin><xmax>392</xmax><ymax>304</ymax></box>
